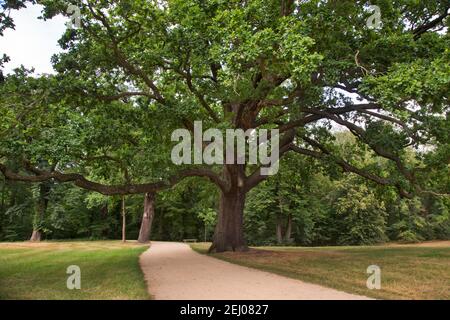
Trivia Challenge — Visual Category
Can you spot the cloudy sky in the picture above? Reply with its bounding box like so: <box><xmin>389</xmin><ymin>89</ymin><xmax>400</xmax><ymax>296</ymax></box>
<box><xmin>0</xmin><ymin>4</ymin><xmax>67</xmax><ymax>75</ymax></box>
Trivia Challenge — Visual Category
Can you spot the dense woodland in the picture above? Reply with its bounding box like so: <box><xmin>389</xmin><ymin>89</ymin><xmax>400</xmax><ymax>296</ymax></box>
<box><xmin>0</xmin><ymin>1</ymin><xmax>449</xmax><ymax>250</ymax></box>
<box><xmin>1</xmin><ymin>132</ymin><xmax>449</xmax><ymax>245</ymax></box>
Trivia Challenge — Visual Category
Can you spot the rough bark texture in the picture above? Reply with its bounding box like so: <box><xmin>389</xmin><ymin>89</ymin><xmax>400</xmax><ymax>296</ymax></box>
<box><xmin>210</xmin><ymin>190</ymin><xmax>248</xmax><ymax>252</ymax></box>
<box><xmin>100</xmin><ymin>203</ymin><xmax>109</xmax><ymax>238</ymax></box>
<box><xmin>285</xmin><ymin>214</ymin><xmax>293</xmax><ymax>242</ymax></box>
<box><xmin>29</xmin><ymin>182</ymin><xmax>50</xmax><ymax>242</ymax></box>
<box><xmin>275</xmin><ymin>179</ymin><xmax>284</xmax><ymax>244</ymax></box>
<box><xmin>276</xmin><ymin>215</ymin><xmax>283</xmax><ymax>244</ymax></box>
<box><xmin>209</xmin><ymin>165</ymin><xmax>248</xmax><ymax>253</ymax></box>
<box><xmin>121</xmin><ymin>196</ymin><xmax>126</xmax><ymax>242</ymax></box>
<box><xmin>0</xmin><ymin>182</ymin><xmax>6</xmax><ymax>236</ymax></box>
<box><xmin>138</xmin><ymin>192</ymin><xmax>155</xmax><ymax>243</ymax></box>
<box><xmin>276</xmin><ymin>213</ymin><xmax>293</xmax><ymax>243</ymax></box>
<box><xmin>30</xmin><ymin>230</ymin><xmax>42</xmax><ymax>242</ymax></box>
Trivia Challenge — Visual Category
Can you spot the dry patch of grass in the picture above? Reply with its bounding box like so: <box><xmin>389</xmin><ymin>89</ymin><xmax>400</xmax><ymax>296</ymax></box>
<box><xmin>191</xmin><ymin>242</ymin><xmax>450</xmax><ymax>300</ymax></box>
<box><xmin>384</xmin><ymin>240</ymin><xmax>450</xmax><ymax>248</ymax></box>
<box><xmin>0</xmin><ymin>241</ymin><xmax>150</xmax><ymax>300</ymax></box>
<box><xmin>0</xmin><ymin>240</ymin><xmax>144</xmax><ymax>250</ymax></box>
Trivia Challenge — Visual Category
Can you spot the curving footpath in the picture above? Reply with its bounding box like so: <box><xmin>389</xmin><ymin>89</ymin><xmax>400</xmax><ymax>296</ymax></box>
<box><xmin>139</xmin><ymin>241</ymin><xmax>371</xmax><ymax>300</ymax></box>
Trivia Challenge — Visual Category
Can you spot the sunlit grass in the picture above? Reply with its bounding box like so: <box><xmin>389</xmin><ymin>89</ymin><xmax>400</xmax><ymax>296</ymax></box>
<box><xmin>0</xmin><ymin>241</ymin><xmax>150</xmax><ymax>300</ymax></box>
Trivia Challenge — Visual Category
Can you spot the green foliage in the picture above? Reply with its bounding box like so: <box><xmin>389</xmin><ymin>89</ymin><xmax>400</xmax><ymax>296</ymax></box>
<box><xmin>152</xmin><ymin>179</ymin><xmax>218</xmax><ymax>241</ymax></box>
<box><xmin>333</xmin><ymin>179</ymin><xmax>388</xmax><ymax>245</ymax></box>
<box><xmin>0</xmin><ymin>180</ymin><xmax>144</xmax><ymax>241</ymax></box>
<box><xmin>244</xmin><ymin>134</ymin><xmax>449</xmax><ymax>246</ymax></box>
<box><xmin>0</xmin><ymin>0</ymin><xmax>448</xmax><ymax>245</ymax></box>
<box><xmin>0</xmin><ymin>178</ymin><xmax>34</xmax><ymax>241</ymax></box>
<box><xmin>387</xmin><ymin>196</ymin><xmax>450</xmax><ymax>243</ymax></box>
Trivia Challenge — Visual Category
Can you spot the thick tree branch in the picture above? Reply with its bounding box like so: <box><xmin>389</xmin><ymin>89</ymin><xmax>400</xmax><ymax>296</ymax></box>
<box><xmin>413</xmin><ymin>7</ymin><xmax>449</xmax><ymax>39</ymax></box>
<box><xmin>87</xmin><ymin>3</ymin><xmax>166</xmax><ymax>104</ymax></box>
<box><xmin>358</xmin><ymin>110</ymin><xmax>420</xmax><ymax>144</ymax></box>
<box><xmin>0</xmin><ymin>163</ymin><xmax>229</xmax><ymax>195</ymax></box>
<box><xmin>277</xmin><ymin>103</ymin><xmax>379</xmax><ymax>133</ymax></box>
<box><xmin>256</xmin><ymin>108</ymin><xmax>290</xmax><ymax>127</ymax></box>
<box><xmin>245</xmin><ymin>129</ymin><xmax>296</xmax><ymax>191</ymax></box>
<box><xmin>289</xmin><ymin>143</ymin><xmax>413</xmax><ymax>199</ymax></box>
<box><xmin>177</xmin><ymin>66</ymin><xmax>221</xmax><ymax>123</ymax></box>
<box><xmin>311</xmin><ymin>110</ymin><xmax>416</xmax><ymax>183</ymax></box>
<box><xmin>281</xmin><ymin>0</ymin><xmax>295</xmax><ymax>16</ymax></box>
<box><xmin>85</xmin><ymin>3</ymin><xmax>198</xmax><ymax>136</ymax></box>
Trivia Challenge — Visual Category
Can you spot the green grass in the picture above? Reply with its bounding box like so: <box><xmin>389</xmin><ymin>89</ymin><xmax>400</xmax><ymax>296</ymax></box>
<box><xmin>191</xmin><ymin>242</ymin><xmax>450</xmax><ymax>300</ymax></box>
<box><xmin>0</xmin><ymin>241</ymin><xmax>150</xmax><ymax>300</ymax></box>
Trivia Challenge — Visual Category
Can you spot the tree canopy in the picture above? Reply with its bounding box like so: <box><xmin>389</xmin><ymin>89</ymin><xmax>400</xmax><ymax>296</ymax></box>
<box><xmin>0</xmin><ymin>0</ymin><xmax>448</xmax><ymax>251</ymax></box>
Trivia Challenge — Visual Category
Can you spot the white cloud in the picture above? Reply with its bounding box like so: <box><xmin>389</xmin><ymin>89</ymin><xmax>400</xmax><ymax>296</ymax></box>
<box><xmin>0</xmin><ymin>4</ymin><xmax>67</xmax><ymax>75</ymax></box>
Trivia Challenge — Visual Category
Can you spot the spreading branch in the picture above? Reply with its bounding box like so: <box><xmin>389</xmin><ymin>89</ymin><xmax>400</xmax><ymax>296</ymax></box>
<box><xmin>0</xmin><ymin>163</ymin><xmax>229</xmax><ymax>195</ymax></box>
<box><xmin>245</xmin><ymin>129</ymin><xmax>296</xmax><ymax>191</ymax></box>
<box><xmin>413</xmin><ymin>7</ymin><xmax>450</xmax><ymax>39</ymax></box>
<box><xmin>289</xmin><ymin>140</ymin><xmax>414</xmax><ymax>199</ymax></box>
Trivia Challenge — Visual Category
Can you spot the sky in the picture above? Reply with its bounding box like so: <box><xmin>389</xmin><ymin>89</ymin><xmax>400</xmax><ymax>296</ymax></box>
<box><xmin>0</xmin><ymin>4</ymin><xmax>67</xmax><ymax>75</ymax></box>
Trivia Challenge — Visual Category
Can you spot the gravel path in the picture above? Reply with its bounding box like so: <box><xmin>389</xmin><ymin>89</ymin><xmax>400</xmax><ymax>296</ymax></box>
<box><xmin>139</xmin><ymin>241</ymin><xmax>371</xmax><ymax>300</ymax></box>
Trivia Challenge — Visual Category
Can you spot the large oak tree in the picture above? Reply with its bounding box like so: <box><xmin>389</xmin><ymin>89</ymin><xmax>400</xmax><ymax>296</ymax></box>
<box><xmin>1</xmin><ymin>0</ymin><xmax>449</xmax><ymax>251</ymax></box>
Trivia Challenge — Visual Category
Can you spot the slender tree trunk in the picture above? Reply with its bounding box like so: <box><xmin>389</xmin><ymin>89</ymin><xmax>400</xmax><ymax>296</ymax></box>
<box><xmin>138</xmin><ymin>193</ymin><xmax>155</xmax><ymax>243</ymax></box>
<box><xmin>281</xmin><ymin>0</ymin><xmax>295</xmax><ymax>16</ymax></box>
<box><xmin>100</xmin><ymin>203</ymin><xmax>109</xmax><ymax>238</ymax></box>
<box><xmin>0</xmin><ymin>181</ymin><xmax>5</xmax><ymax>213</ymax></box>
<box><xmin>30</xmin><ymin>230</ymin><xmax>41</xmax><ymax>241</ymax></box>
<box><xmin>276</xmin><ymin>215</ymin><xmax>283</xmax><ymax>244</ymax></box>
<box><xmin>0</xmin><ymin>181</ymin><xmax>5</xmax><ymax>236</ymax></box>
<box><xmin>121</xmin><ymin>196</ymin><xmax>126</xmax><ymax>243</ymax></box>
<box><xmin>285</xmin><ymin>213</ymin><xmax>292</xmax><ymax>242</ymax></box>
<box><xmin>30</xmin><ymin>182</ymin><xmax>50</xmax><ymax>242</ymax></box>
<box><xmin>157</xmin><ymin>211</ymin><xmax>164</xmax><ymax>239</ymax></box>
<box><xmin>275</xmin><ymin>178</ymin><xmax>284</xmax><ymax>244</ymax></box>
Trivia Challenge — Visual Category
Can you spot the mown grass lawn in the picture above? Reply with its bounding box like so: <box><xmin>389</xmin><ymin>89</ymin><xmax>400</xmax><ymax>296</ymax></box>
<box><xmin>191</xmin><ymin>242</ymin><xmax>450</xmax><ymax>300</ymax></box>
<box><xmin>0</xmin><ymin>241</ymin><xmax>150</xmax><ymax>300</ymax></box>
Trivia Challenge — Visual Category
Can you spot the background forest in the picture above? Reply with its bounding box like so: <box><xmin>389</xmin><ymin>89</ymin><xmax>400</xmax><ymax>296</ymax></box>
<box><xmin>2</xmin><ymin>132</ymin><xmax>448</xmax><ymax>246</ymax></box>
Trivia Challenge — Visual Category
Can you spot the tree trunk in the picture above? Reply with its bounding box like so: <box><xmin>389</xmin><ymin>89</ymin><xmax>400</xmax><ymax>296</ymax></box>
<box><xmin>0</xmin><ymin>181</ymin><xmax>5</xmax><ymax>236</ymax></box>
<box><xmin>0</xmin><ymin>181</ymin><xmax>5</xmax><ymax>214</ymax></box>
<box><xmin>138</xmin><ymin>193</ymin><xmax>155</xmax><ymax>243</ymax></box>
<box><xmin>157</xmin><ymin>210</ymin><xmax>164</xmax><ymax>239</ymax></box>
<box><xmin>209</xmin><ymin>164</ymin><xmax>249</xmax><ymax>253</ymax></box>
<box><xmin>276</xmin><ymin>178</ymin><xmax>283</xmax><ymax>244</ymax></box>
<box><xmin>30</xmin><ymin>230</ymin><xmax>41</xmax><ymax>241</ymax></box>
<box><xmin>276</xmin><ymin>215</ymin><xmax>283</xmax><ymax>244</ymax></box>
<box><xmin>209</xmin><ymin>189</ymin><xmax>248</xmax><ymax>253</ymax></box>
<box><xmin>30</xmin><ymin>182</ymin><xmax>50</xmax><ymax>242</ymax></box>
<box><xmin>285</xmin><ymin>213</ymin><xmax>292</xmax><ymax>242</ymax></box>
<box><xmin>100</xmin><ymin>203</ymin><xmax>109</xmax><ymax>238</ymax></box>
<box><xmin>121</xmin><ymin>196</ymin><xmax>126</xmax><ymax>243</ymax></box>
